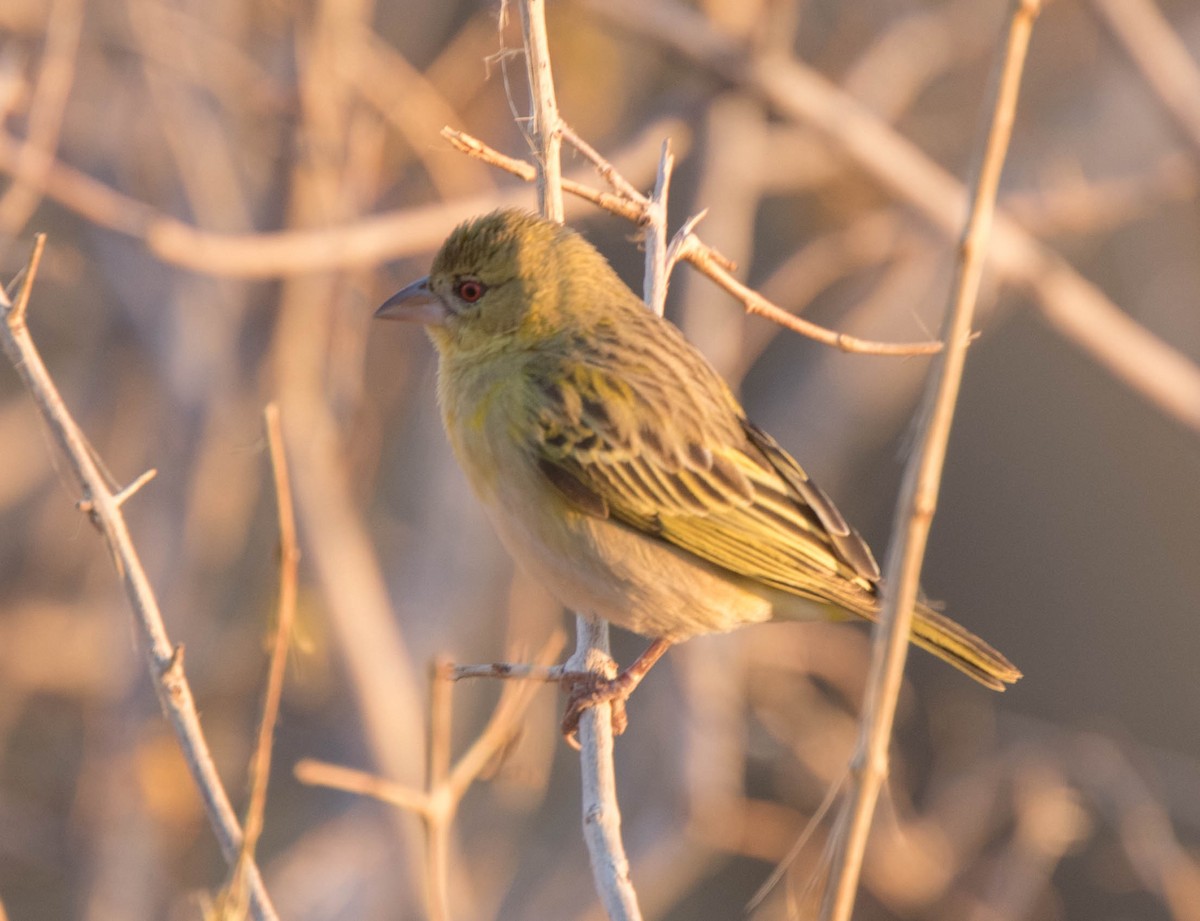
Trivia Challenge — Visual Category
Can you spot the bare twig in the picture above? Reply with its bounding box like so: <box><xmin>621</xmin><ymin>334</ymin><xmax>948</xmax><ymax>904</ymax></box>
<box><xmin>643</xmin><ymin>140</ymin><xmax>674</xmax><ymax>316</ymax></box>
<box><xmin>294</xmin><ymin>760</ymin><xmax>428</xmax><ymax>812</ymax></box>
<box><xmin>0</xmin><ymin>245</ymin><xmax>278</xmax><ymax>921</ymax></box>
<box><xmin>297</xmin><ymin>631</ymin><xmax>566</xmax><ymax>921</ymax></box>
<box><xmin>675</xmin><ymin>234</ymin><xmax>941</xmax><ymax>355</ymax></box>
<box><xmin>516</xmin><ymin>1</ymin><xmax>643</xmax><ymax>918</ymax></box>
<box><xmin>217</xmin><ymin>404</ymin><xmax>300</xmax><ymax>918</ymax></box>
<box><xmin>589</xmin><ymin>0</ymin><xmax>1200</xmax><ymax>432</ymax></box>
<box><xmin>426</xmin><ymin>658</ymin><xmax>454</xmax><ymax>921</ymax></box>
<box><xmin>109</xmin><ymin>467</ymin><xmax>157</xmax><ymax>508</ymax></box>
<box><xmin>440</xmin><ymin>636</ymin><xmax>567</xmax><ymax>806</ymax></box>
<box><xmin>734</xmin><ymin>208</ymin><xmax>912</xmax><ymax>375</ymax></box>
<box><xmin>821</xmin><ymin>3</ymin><xmax>1040</xmax><ymax>919</ymax></box>
<box><xmin>6</xmin><ymin>232</ymin><xmax>44</xmax><ymax>327</ymax></box>
<box><xmin>562</xmin><ymin>121</ymin><xmax>649</xmax><ymax>205</ymax></box>
<box><xmin>270</xmin><ymin>0</ymin><xmax>429</xmax><ymax>899</ymax></box>
<box><xmin>518</xmin><ymin>0</ymin><xmax>564</xmax><ymax>223</ymax></box>
<box><xmin>567</xmin><ymin>618</ymin><xmax>644</xmax><ymax>921</ymax></box>
<box><xmin>443</xmin><ymin>127</ymin><xmax>647</xmax><ymax>223</ymax></box>
<box><xmin>295</xmin><ymin>652</ymin><xmax>552</xmax><ymax>817</ymax></box>
<box><xmin>451</xmin><ymin>661</ymin><xmax>567</xmax><ymax>682</ymax></box>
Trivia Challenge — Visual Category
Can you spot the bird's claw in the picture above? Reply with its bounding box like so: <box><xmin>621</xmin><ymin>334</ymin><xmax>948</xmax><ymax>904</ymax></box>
<box><xmin>559</xmin><ymin>671</ymin><xmax>630</xmax><ymax>748</ymax></box>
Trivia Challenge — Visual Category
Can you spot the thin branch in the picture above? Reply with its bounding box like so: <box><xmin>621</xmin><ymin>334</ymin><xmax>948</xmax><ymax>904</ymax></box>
<box><xmin>675</xmin><ymin>234</ymin><xmax>941</xmax><ymax>355</ymax></box>
<box><xmin>518</xmin><ymin>0</ymin><xmax>564</xmax><ymax>223</ymax></box>
<box><xmin>294</xmin><ymin>760</ymin><xmax>430</xmax><ymax>814</ymax></box>
<box><xmin>217</xmin><ymin>404</ymin><xmax>301</xmax><ymax>918</ymax></box>
<box><xmin>443</xmin><ymin>127</ymin><xmax>647</xmax><ymax>223</ymax></box>
<box><xmin>568</xmin><ymin>618</ymin><xmax>644</xmax><ymax>921</ymax></box>
<box><xmin>426</xmin><ymin>658</ymin><xmax>454</xmax><ymax>921</ymax></box>
<box><xmin>451</xmin><ymin>661</ymin><xmax>567</xmax><ymax>682</ymax></box>
<box><xmin>516</xmin><ymin>1</ymin><xmax>643</xmax><ymax>918</ymax></box>
<box><xmin>6</xmin><ymin>232</ymin><xmax>45</xmax><ymax>328</ymax></box>
<box><xmin>429</xmin><ymin>657</ymin><xmax>454</xmax><ymax>795</ymax></box>
<box><xmin>664</xmin><ymin>209</ymin><xmax>708</xmax><ymax>276</ymax></box>
<box><xmin>110</xmin><ymin>467</ymin><xmax>157</xmax><ymax>508</ymax></box>
<box><xmin>270</xmin><ymin>0</ymin><xmax>432</xmax><ymax>891</ymax></box>
<box><xmin>295</xmin><ymin>641</ymin><xmax>555</xmax><ymax>818</ymax></box>
<box><xmin>441</xmin><ymin>633</ymin><xmax>567</xmax><ymax>806</ymax></box>
<box><xmin>0</xmin><ymin>244</ymin><xmax>278</xmax><ymax>921</ymax></box>
<box><xmin>562</xmin><ymin>121</ymin><xmax>650</xmax><ymax>204</ymax></box>
<box><xmin>821</xmin><ymin>3</ymin><xmax>1040</xmax><ymax>919</ymax></box>
<box><xmin>643</xmin><ymin>140</ymin><xmax>673</xmax><ymax>316</ymax></box>
<box><xmin>297</xmin><ymin>630</ymin><xmax>565</xmax><ymax>920</ymax></box>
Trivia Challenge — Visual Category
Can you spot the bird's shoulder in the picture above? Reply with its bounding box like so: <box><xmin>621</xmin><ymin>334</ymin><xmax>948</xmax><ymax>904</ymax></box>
<box><xmin>521</xmin><ymin>312</ymin><xmax>749</xmax><ymax>471</ymax></box>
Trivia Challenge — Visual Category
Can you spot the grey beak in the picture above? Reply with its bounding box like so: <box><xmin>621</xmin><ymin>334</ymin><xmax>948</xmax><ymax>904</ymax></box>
<box><xmin>375</xmin><ymin>276</ymin><xmax>446</xmax><ymax>325</ymax></box>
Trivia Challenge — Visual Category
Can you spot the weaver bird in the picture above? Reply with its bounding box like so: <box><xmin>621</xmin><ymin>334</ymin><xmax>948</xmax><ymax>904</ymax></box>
<box><xmin>377</xmin><ymin>209</ymin><xmax>1020</xmax><ymax>737</ymax></box>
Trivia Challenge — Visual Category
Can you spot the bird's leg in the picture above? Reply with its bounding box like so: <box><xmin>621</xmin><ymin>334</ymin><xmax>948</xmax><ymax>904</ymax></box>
<box><xmin>560</xmin><ymin>637</ymin><xmax>673</xmax><ymax>742</ymax></box>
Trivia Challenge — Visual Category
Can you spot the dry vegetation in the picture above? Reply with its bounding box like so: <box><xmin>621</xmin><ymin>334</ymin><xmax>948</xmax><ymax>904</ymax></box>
<box><xmin>2</xmin><ymin>0</ymin><xmax>1200</xmax><ymax>920</ymax></box>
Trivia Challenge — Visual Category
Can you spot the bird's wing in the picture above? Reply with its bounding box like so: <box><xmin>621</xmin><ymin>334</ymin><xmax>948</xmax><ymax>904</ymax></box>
<box><xmin>528</xmin><ymin>353</ymin><xmax>880</xmax><ymax>603</ymax></box>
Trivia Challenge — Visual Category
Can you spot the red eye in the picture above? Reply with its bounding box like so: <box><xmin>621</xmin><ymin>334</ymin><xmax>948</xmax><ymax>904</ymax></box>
<box><xmin>456</xmin><ymin>279</ymin><xmax>486</xmax><ymax>303</ymax></box>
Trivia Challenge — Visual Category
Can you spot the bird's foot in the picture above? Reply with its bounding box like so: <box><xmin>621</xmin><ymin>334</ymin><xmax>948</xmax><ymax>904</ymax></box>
<box><xmin>558</xmin><ymin>638</ymin><xmax>674</xmax><ymax>748</ymax></box>
<box><xmin>559</xmin><ymin>670</ymin><xmax>632</xmax><ymax>748</ymax></box>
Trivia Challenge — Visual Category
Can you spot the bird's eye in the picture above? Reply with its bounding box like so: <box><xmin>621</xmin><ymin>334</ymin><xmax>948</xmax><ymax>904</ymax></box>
<box><xmin>455</xmin><ymin>278</ymin><xmax>486</xmax><ymax>303</ymax></box>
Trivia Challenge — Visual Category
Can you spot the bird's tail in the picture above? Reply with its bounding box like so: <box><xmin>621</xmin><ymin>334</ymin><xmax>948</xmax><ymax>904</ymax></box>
<box><xmin>908</xmin><ymin>602</ymin><xmax>1021</xmax><ymax>690</ymax></box>
<box><xmin>772</xmin><ymin>588</ymin><xmax>1021</xmax><ymax>689</ymax></box>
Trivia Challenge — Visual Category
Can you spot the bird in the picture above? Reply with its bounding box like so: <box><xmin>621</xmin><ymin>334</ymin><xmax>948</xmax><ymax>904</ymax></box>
<box><xmin>376</xmin><ymin>209</ymin><xmax>1020</xmax><ymax>737</ymax></box>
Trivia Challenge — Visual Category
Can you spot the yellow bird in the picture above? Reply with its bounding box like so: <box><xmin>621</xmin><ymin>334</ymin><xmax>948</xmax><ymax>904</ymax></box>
<box><xmin>377</xmin><ymin>209</ymin><xmax>1020</xmax><ymax>735</ymax></box>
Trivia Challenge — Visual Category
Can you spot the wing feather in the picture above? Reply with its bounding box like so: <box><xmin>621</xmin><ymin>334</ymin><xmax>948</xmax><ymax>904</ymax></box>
<box><xmin>527</xmin><ymin>344</ymin><xmax>879</xmax><ymax>608</ymax></box>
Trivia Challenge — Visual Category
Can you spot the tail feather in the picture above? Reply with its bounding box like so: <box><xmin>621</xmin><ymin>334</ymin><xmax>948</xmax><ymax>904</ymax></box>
<box><xmin>909</xmin><ymin>603</ymin><xmax>1022</xmax><ymax>690</ymax></box>
<box><xmin>770</xmin><ymin>584</ymin><xmax>1021</xmax><ymax>690</ymax></box>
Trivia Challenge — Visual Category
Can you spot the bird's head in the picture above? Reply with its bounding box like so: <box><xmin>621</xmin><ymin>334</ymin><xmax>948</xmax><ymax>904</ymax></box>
<box><xmin>376</xmin><ymin>209</ymin><xmax>620</xmax><ymax>354</ymax></box>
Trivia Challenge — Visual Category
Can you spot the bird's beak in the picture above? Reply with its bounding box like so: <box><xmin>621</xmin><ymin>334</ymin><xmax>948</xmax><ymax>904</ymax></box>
<box><xmin>375</xmin><ymin>276</ymin><xmax>446</xmax><ymax>325</ymax></box>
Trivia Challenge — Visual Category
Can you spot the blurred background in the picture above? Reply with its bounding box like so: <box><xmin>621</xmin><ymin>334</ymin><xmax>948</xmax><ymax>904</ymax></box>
<box><xmin>2</xmin><ymin>0</ymin><xmax>1200</xmax><ymax>918</ymax></box>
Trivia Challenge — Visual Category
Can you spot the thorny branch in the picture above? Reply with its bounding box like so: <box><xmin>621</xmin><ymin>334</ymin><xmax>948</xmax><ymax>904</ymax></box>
<box><xmin>0</xmin><ymin>244</ymin><xmax>279</xmax><ymax>921</ymax></box>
